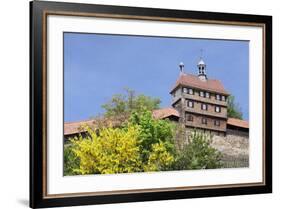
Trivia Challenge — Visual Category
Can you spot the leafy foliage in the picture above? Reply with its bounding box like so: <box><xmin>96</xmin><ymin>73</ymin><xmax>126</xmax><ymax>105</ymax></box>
<box><xmin>63</xmin><ymin>143</ymin><xmax>80</xmax><ymax>176</ymax></box>
<box><xmin>227</xmin><ymin>95</ymin><xmax>243</xmax><ymax>119</ymax></box>
<box><xmin>67</xmin><ymin>120</ymin><xmax>176</xmax><ymax>175</ymax></box>
<box><xmin>173</xmin><ymin>131</ymin><xmax>222</xmax><ymax>170</ymax></box>
<box><xmin>144</xmin><ymin>141</ymin><xmax>174</xmax><ymax>172</ymax></box>
<box><xmin>64</xmin><ymin>89</ymin><xmax>223</xmax><ymax>175</ymax></box>
<box><xmin>70</xmin><ymin>125</ymin><xmax>142</xmax><ymax>175</ymax></box>
<box><xmin>128</xmin><ymin>110</ymin><xmax>176</xmax><ymax>163</ymax></box>
<box><xmin>102</xmin><ymin>88</ymin><xmax>161</xmax><ymax>117</ymax></box>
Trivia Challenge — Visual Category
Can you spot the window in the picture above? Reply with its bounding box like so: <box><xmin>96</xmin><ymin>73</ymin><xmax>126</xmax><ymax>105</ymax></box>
<box><xmin>186</xmin><ymin>114</ymin><xmax>193</xmax><ymax>122</ymax></box>
<box><xmin>188</xmin><ymin>88</ymin><xmax>193</xmax><ymax>95</ymax></box>
<box><xmin>183</xmin><ymin>87</ymin><xmax>188</xmax><ymax>93</ymax></box>
<box><xmin>200</xmin><ymin>91</ymin><xmax>205</xmax><ymax>97</ymax></box>
<box><xmin>216</xmin><ymin>94</ymin><xmax>221</xmax><ymax>100</ymax></box>
<box><xmin>187</xmin><ymin>100</ymin><xmax>194</xmax><ymax>108</ymax></box>
<box><xmin>214</xmin><ymin>120</ymin><xmax>220</xmax><ymax>126</ymax></box>
<box><xmin>205</xmin><ymin>92</ymin><xmax>210</xmax><ymax>98</ymax></box>
<box><xmin>201</xmin><ymin>103</ymin><xmax>208</xmax><ymax>110</ymax></box>
<box><xmin>202</xmin><ymin>117</ymin><xmax>207</xmax><ymax>125</ymax></box>
<box><xmin>215</xmin><ymin>106</ymin><xmax>221</xmax><ymax>113</ymax></box>
<box><xmin>221</xmin><ymin>95</ymin><xmax>226</xmax><ymax>101</ymax></box>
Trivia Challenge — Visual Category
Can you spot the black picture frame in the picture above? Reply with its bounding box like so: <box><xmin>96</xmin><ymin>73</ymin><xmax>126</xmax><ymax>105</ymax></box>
<box><xmin>30</xmin><ymin>1</ymin><xmax>272</xmax><ymax>208</ymax></box>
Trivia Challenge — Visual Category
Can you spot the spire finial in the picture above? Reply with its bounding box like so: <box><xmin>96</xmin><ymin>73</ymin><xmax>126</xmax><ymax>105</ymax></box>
<box><xmin>200</xmin><ymin>49</ymin><xmax>203</xmax><ymax>59</ymax></box>
<box><xmin>179</xmin><ymin>62</ymin><xmax>184</xmax><ymax>74</ymax></box>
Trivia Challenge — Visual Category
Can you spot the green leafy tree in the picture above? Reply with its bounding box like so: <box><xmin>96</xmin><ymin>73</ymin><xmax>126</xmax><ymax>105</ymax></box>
<box><xmin>173</xmin><ymin>130</ymin><xmax>222</xmax><ymax>170</ymax></box>
<box><xmin>102</xmin><ymin>88</ymin><xmax>161</xmax><ymax>117</ymax></box>
<box><xmin>227</xmin><ymin>95</ymin><xmax>243</xmax><ymax>119</ymax></box>
<box><xmin>128</xmin><ymin>110</ymin><xmax>176</xmax><ymax>164</ymax></box>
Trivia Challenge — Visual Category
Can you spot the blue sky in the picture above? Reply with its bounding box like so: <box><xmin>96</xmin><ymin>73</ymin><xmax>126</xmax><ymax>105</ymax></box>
<box><xmin>64</xmin><ymin>33</ymin><xmax>249</xmax><ymax>122</ymax></box>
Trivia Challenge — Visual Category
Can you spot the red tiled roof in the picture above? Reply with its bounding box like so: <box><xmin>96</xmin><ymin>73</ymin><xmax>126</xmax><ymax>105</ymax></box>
<box><xmin>227</xmin><ymin>117</ymin><xmax>249</xmax><ymax>129</ymax></box>
<box><xmin>152</xmin><ymin>108</ymin><xmax>180</xmax><ymax>120</ymax></box>
<box><xmin>64</xmin><ymin>109</ymin><xmax>180</xmax><ymax>136</ymax></box>
<box><xmin>64</xmin><ymin>119</ymin><xmax>95</xmax><ymax>136</ymax></box>
<box><xmin>171</xmin><ymin>73</ymin><xmax>229</xmax><ymax>95</ymax></box>
<box><xmin>64</xmin><ymin>112</ymin><xmax>248</xmax><ymax>136</ymax></box>
<box><xmin>64</xmin><ymin>114</ymin><xmax>129</xmax><ymax>136</ymax></box>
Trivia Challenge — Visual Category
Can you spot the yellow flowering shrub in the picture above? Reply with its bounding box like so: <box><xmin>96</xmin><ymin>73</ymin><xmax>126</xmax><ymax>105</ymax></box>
<box><xmin>70</xmin><ymin>125</ymin><xmax>142</xmax><ymax>175</ymax></box>
<box><xmin>144</xmin><ymin>141</ymin><xmax>174</xmax><ymax>172</ymax></box>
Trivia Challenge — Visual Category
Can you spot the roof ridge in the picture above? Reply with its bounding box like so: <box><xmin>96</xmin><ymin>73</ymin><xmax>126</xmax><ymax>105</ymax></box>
<box><xmin>181</xmin><ymin>73</ymin><xmax>221</xmax><ymax>82</ymax></box>
<box><xmin>64</xmin><ymin>119</ymin><xmax>95</xmax><ymax>124</ymax></box>
<box><xmin>171</xmin><ymin>73</ymin><xmax>229</xmax><ymax>95</ymax></box>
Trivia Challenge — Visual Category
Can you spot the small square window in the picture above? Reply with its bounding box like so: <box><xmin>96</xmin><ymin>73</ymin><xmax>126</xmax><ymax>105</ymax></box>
<box><xmin>202</xmin><ymin>118</ymin><xmax>207</xmax><ymax>125</ymax></box>
<box><xmin>215</xmin><ymin>106</ymin><xmax>221</xmax><ymax>113</ymax></box>
<box><xmin>200</xmin><ymin>91</ymin><xmax>205</xmax><ymax>97</ymax></box>
<box><xmin>216</xmin><ymin>94</ymin><xmax>221</xmax><ymax>100</ymax></box>
<box><xmin>186</xmin><ymin>114</ymin><xmax>193</xmax><ymax>122</ymax></box>
<box><xmin>183</xmin><ymin>88</ymin><xmax>188</xmax><ymax>93</ymax></box>
<box><xmin>188</xmin><ymin>88</ymin><xmax>193</xmax><ymax>95</ymax></box>
<box><xmin>187</xmin><ymin>100</ymin><xmax>194</xmax><ymax>108</ymax></box>
<box><xmin>205</xmin><ymin>92</ymin><xmax>210</xmax><ymax>98</ymax></box>
<box><xmin>214</xmin><ymin>120</ymin><xmax>220</xmax><ymax>126</ymax></box>
<box><xmin>201</xmin><ymin>103</ymin><xmax>208</xmax><ymax>110</ymax></box>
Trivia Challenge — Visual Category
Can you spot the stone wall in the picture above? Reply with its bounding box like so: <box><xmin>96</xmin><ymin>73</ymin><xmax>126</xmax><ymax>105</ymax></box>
<box><xmin>211</xmin><ymin>129</ymin><xmax>249</xmax><ymax>168</ymax></box>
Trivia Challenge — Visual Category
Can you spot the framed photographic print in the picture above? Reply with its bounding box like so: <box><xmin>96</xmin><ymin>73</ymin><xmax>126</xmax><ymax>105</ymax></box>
<box><xmin>30</xmin><ymin>0</ymin><xmax>272</xmax><ymax>208</ymax></box>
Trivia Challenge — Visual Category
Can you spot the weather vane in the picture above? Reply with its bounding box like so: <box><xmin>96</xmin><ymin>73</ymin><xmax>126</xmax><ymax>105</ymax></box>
<box><xmin>200</xmin><ymin>49</ymin><xmax>204</xmax><ymax>59</ymax></box>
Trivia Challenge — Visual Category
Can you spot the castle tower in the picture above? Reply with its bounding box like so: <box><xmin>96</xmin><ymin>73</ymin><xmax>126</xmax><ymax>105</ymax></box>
<box><xmin>170</xmin><ymin>58</ymin><xmax>229</xmax><ymax>136</ymax></box>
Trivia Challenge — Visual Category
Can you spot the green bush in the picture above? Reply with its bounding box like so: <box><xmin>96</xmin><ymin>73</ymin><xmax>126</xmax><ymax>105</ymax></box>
<box><xmin>173</xmin><ymin>130</ymin><xmax>222</xmax><ymax>170</ymax></box>
<box><xmin>63</xmin><ymin>143</ymin><xmax>80</xmax><ymax>176</ymax></box>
